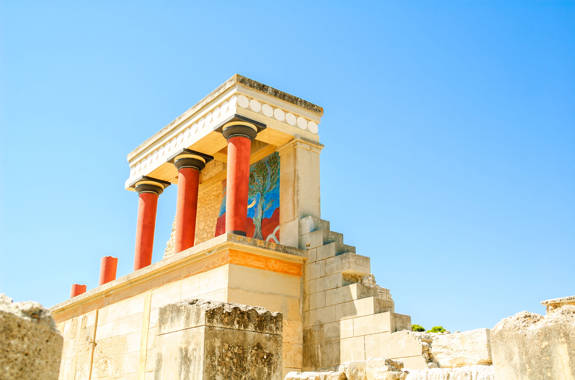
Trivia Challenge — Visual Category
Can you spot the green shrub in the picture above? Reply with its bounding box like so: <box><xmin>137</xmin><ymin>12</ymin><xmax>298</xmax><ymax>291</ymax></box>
<box><xmin>427</xmin><ymin>326</ymin><xmax>446</xmax><ymax>333</ymax></box>
<box><xmin>411</xmin><ymin>324</ymin><xmax>425</xmax><ymax>332</ymax></box>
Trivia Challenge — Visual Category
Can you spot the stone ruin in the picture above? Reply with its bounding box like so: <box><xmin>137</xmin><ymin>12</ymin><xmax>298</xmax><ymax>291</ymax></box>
<box><xmin>0</xmin><ymin>294</ymin><xmax>63</xmax><ymax>380</ymax></box>
<box><xmin>2</xmin><ymin>75</ymin><xmax>573</xmax><ymax>379</ymax></box>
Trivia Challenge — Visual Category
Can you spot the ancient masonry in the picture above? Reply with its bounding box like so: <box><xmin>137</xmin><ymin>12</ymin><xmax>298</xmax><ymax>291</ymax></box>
<box><xmin>48</xmin><ymin>75</ymin><xmax>575</xmax><ymax>380</ymax></box>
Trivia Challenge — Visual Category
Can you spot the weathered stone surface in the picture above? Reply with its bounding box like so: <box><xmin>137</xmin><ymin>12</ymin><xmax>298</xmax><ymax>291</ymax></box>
<box><xmin>339</xmin><ymin>359</ymin><xmax>407</xmax><ymax>380</ymax></box>
<box><xmin>541</xmin><ymin>294</ymin><xmax>575</xmax><ymax>314</ymax></box>
<box><xmin>288</xmin><ymin>358</ymin><xmax>407</xmax><ymax>379</ymax></box>
<box><xmin>156</xmin><ymin>298</ymin><xmax>283</xmax><ymax>379</ymax></box>
<box><xmin>491</xmin><ymin>305</ymin><xmax>575</xmax><ymax>380</ymax></box>
<box><xmin>430</xmin><ymin>329</ymin><xmax>492</xmax><ymax>368</ymax></box>
<box><xmin>405</xmin><ymin>365</ymin><xmax>494</xmax><ymax>380</ymax></box>
<box><xmin>285</xmin><ymin>370</ymin><xmax>347</xmax><ymax>380</ymax></box>
<box><xmin>0</xmin><ymin>294</ymin><xmax>63</xmax><ymax>380</ymax></box>
<box><xmin>364</xmin><ymin>331</ymin><xmax>431</xmax><ymax>369</ymax></box>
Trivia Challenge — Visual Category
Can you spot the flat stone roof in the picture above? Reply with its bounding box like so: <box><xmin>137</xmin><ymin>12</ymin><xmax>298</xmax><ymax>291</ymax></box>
<box><xmin>127</xmin><ymin>74</ymin><xmax>323</xmax><ymax>162</ymax></box>
<box><xmin>541</xmin><ymin>295</ymin><xmax>575</xmax><ymax>306</ymax></box>
<box><xmin>234</xmin><ymin>74</ymin><xmax>324</xmax><ymax>115</ymax></box>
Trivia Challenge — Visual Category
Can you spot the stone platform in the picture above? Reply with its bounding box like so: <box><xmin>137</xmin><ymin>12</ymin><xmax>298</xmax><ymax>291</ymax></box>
<box><xmin>52</xmin><ymin>234</ymin><xmax>304</xmax><ymax>378</ymax></box>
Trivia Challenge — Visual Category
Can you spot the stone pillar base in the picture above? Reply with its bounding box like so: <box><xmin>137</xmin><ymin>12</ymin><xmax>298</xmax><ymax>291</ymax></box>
<box><xmin>155</xmin><ymin>299</ymin><xmax>283</xmax><ymax>379</ymax></box>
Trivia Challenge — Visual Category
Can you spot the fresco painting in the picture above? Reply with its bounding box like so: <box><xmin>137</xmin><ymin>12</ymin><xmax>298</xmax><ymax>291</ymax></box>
<box><xmin>215</xmin><ymin>152</ymin><xmax>280</xmax><ymax>242</ymax></box>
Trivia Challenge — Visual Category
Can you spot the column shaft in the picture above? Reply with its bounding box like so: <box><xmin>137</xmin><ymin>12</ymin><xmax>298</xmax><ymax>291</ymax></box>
<box><xmin>225</xmin><ymin>135</ymin><xmax>252</xmax><ymax>235</ymax></box>
<box><xmin>99</xmin><ymin>256</ymin><xmax>118</xmax><ymax>285</ymax></box>
<box><xmin>70</xmin><ymin>284</ymin><xmax>86</xmax><ymax>298</ymax></box>
<box><xmin>174</xmin><ymin>167</ymin><xmax>200</xmax><ymax>251</ymax></box>
<box><xmin>134</xmin><ymin>191</ymin><xmax>159</xmax><ymax>269</ymax></box>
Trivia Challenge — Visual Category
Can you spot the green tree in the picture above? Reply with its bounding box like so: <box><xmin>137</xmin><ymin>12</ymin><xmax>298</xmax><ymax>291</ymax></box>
<box><xmin>248</xmin><ymin>153</ymin><xmax>279</xmax><ymax>239</ymax></box>
<box><xmin>411</xmin><ymin>324</ymin><xmax>425</xmax><ymax>332</ymax></box>
<box><xmin>427</xmin><ymin>326</ymin><xmax>446</xmax><ymax>333</ymax></box>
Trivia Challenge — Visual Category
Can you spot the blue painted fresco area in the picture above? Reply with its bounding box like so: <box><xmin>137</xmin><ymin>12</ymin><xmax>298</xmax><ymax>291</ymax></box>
<box><xmin>216</xmin><ymin>153</ymin><xmax>280</xmax><ymax>241</ymax></box>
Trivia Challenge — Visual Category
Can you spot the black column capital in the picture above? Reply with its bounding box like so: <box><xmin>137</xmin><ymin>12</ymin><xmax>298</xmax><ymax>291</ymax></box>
<box><xmin>219</xmin><ymin>114</ymin><xmax>266</xmax><ymax>141</ymax></box>
<box><xmin>134</xmin><ymin>176</ymin><xmax>170</xmax><ymax>195</ymax></box>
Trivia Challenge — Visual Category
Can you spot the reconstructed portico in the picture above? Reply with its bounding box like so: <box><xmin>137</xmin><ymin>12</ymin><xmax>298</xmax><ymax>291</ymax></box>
<box><xmin>52</xmin><ymin>75</ymin><xmax>414</xmax><ymax>379</ymax></box>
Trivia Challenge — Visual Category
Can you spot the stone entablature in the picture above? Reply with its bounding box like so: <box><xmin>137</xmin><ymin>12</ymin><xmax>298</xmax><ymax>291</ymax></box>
<box><xmin>125</xmin><ymin>74</ymin><xmax>323</xmax><ymax>190</ymax></box>
<box><xmin>541</xmin><ymin>295</ymin><xmax>575</xmax><ymax>313</ymax></box>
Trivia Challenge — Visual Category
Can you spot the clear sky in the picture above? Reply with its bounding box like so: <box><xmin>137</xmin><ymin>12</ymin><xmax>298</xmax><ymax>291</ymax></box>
<box><xmin>1</xmin><ymin>1</ymin><xmax>573</xmax><ymax>332</ymax></box>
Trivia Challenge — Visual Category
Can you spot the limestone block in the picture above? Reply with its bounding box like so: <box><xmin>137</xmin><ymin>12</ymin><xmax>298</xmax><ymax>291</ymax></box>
<box><xmin>155</xmin><ymin>299</ymin><xmax>283</xmax><ymax>379</ymax></box>
<box><xmin>353</xmin><ymin>312</ymin><xmax>393</xmax><ymax>336</ymax></box>
<box><xmin>323</xmin><ymin>321</ymin><xmax>342</xmax><ymax>340</ymax></box>
<box><xmin>430</xmin><ymin>328</ymin><xmax>491</xmax><ymax>368</ymax></box>
<box><xmin>339</xmin><ymin>359</ymin><xmax>406</xmax><ymax>380</ymax></box>
<box><xmin>392</xmin><ymin>313</ymin><xmax>411</xmax><ymax>332</ymax></box>
<box><xmin>307</xmin><ymin>305</ymin><xmax>337</xmax><ymax>325</ymax></box>
<box><xmin>285</xmin><ymin>370</ymin><xmax>346</xmax><ymax>380</ymax></box>
<box><xmin>306</xmin><ymin>291</ymin><xmax>327</xmax><ymax>311</ymax></box>
<box><xmin>318</xmin><ymin>273</ymin><xmax>343</xmax><ymax>291</ymax></box>
<box><xmin>303</xmin><ymin>326</ymin><xmax>340</xmax><ymax>370</ymax></box>
<box><xmin>336</xmin><ymin>297</ymin><xmax>393</xmax><ymax>320</ymax></box>
<box><xmin>394</xmin><ymin>356</ymin><xmax>428</xmax><ymax>371</ymax></box>
<box><xmin>316</xmin><ymin>243</ymin><xmax>338</xmax><ymax>260</ymax></box>
<box><xmin>490</xmin><ymin>305</ymin><xmax>575</xmax><ymax>380</ymax></box>
<box><xmin>340</xmin><ymin>318</ymin><xmax>354</xmax><ymax>339</ymax></box>
<box><xmin>299</xmin><ymin>216</ymin><xmax>330</xmax><ymax>235</ymax></box>
<box><xmin>405</xmin><ymin>365</ymin><xmax>494</xmax><ymax>380</ymax></box>
<box><xmin>340</xmin><ymin>336</ymin><xmax>366</xmax><ymax>362</ymax></box>
<box><xmin>0</xmin><ymin>294</ymin><xmax>63</xmax><ymax>380</ymax></box>
<box><xmin>300</xmin><ymin>230</ymin><xmax>325</xmax><ymax>250</ymax></box>
<box><xmin>323</xmin><ymin>253</ymin><xmax>371</xmax><ymax>277</ymax></box>
<box><xmin>326</xmin><ymin>283</ymin><xmax>375</xmax><ymax>306</ymax></box>
<box><xmin>307</xmin><ymin>262</ymin><xmax>323</xmax><ymax>280</ymax></box>
<box><xmin>281</xmin><ymin>219</ymin><xmax>300</xmax><ymax>248</ymax></box>
<box><xmin>364</xmin><ymin>331</ymin><xmax>429</xmax><ymax>368</ymax></box>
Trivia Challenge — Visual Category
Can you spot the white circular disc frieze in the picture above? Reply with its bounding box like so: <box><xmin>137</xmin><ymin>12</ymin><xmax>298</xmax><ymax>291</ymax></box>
<box><xmin>262</xmin><ymin>104</ymin><xmax>273</xmax><ymax>117</ymax></box>
<box><xmin>286</xmin><ymin>113</ymin><xmax>296</xmax><ymax>126</ymax></box>
<box><xmin>308</xmin><ymin>121</ymin><xmax>318</xmax><ymax>134</ymax></box>
<box><xmin>238</xmin><ymin>95</ymin><xmax>249</xmax><ymax>108</ymax></box>
<box><xmin>297</xmin><ymin>117</ymin><xmax>307</xmax><ymax>129</ymax></box>
<box><xmin>274</xmin><ymin>108</ymin><xmax>285</xmax><ymax>121</ymax></box>
<box><xmin>249</xmin><ymin>99</ymin><xmax>261</xmax><ymax>112</ymax></box>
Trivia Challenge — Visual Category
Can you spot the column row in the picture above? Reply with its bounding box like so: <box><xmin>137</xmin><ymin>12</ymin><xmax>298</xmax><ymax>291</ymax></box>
<box><xmin>133</xmin><ymin>122</ymin><xmax>259</xmax><ymax>270</ymax></box>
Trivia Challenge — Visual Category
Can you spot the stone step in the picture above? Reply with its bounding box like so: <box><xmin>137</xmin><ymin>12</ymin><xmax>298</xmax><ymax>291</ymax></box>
<box><xmin>300</xmin><ymin>215</ymin><xmax>330</xmax><ymax>234</ymax></box>
<box><xmin>325</xmin><ymin>282</ymin><xmax>383</xmax><ymax>305</ymax></box>
<box><xmin>305</xmin><ymin>297</ymin><xmax>395</xmax><ymax>326</ymax></box>
<box><xmin>305</xmin><ymin>253</ymin><xmax>371</xmax><ymax>282</ymax></box>
<box><xmin>323</xmin><ymin>252</ymin><xmax>370</xmax><ymax>277</ymax></box>
<box><xmin>323</xmin><ymin>230</ymin><xmax>343</xmax><ymax>245</ymax></box>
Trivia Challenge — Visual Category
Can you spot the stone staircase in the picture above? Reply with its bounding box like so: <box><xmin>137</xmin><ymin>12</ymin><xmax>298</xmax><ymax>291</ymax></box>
<box><xmin>299</xmin><ymin>216</ymin><xmax>411</xmax><ymax>371</ymax></box>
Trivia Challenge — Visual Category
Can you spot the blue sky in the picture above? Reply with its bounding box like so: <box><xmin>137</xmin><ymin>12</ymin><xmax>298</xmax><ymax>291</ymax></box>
<box><xmin>0</xmin><ymin>1</ymin><xmax>573</xmax><ymax>332</ymax></box>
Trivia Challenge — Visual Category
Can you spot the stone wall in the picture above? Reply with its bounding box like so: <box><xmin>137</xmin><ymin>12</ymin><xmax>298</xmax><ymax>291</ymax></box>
<box><xmin>299</xmin><ymin>216</ymin><xmax>412</xmax><ymax>370</ymax></box>
<box><xmin>0</xmin><ymin>294</ymin><xmax>63</xmax><ymax>380</ymax></box>
<box><xmin>491</xmin><ymin>305</ymin><xmax>575</xmax><ymax>380</ymax></box>
<box><xmin>155</xmin><ymin>299</ymin><xmax>283</xmax><ymax>379</ymax></box>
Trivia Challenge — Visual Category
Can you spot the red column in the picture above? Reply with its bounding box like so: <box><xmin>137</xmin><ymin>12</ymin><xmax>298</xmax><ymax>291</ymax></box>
<box><xmin>134</xmin><ymin>181</ymin><xmax>165</xmax><ymax>270</ymax></box>
<box><xmin>174</xmin><ymin>154</ymin><xmax>205</xmax><ymax>252</ymax></box>
<box><xmin>222</xmin><ymin>123</ymin><xmax>258</xmax><ymax>236</ymax></box>
<box><xmin>70</xmin><ymin>284</ymin><xmax>86</xmax><ymax>298</ymax></box>
<box><xmin>99</xmin><ymin>256</ymin><xmax>118</xmax><ymax>285</ymax></box>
